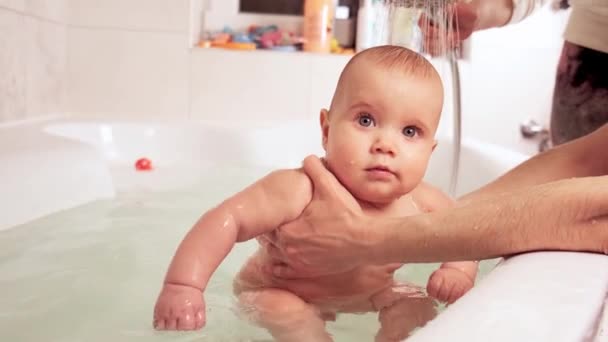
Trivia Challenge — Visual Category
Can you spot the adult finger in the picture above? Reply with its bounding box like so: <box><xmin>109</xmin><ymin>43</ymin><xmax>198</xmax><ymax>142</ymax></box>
<box><xmin>301</xmin><ymin>155</ymin><xmax>359</xmax><ymax>208</ymax></box>
<box><xmin>301</xmin><ymin>155</ymin><xmax>341</xmax><ymax>198</ymax></box>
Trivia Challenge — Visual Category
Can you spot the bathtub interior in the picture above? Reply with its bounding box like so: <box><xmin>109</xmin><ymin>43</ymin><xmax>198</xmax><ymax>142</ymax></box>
<box><xmin>43</xmin><ymin>120</ymin><xmax>526</xmax><ymax>197</ymax></box>
<box><xmin>0</xmin><ymin>119</ymin><xmax>523</xmax><ymax>341</ymax></box>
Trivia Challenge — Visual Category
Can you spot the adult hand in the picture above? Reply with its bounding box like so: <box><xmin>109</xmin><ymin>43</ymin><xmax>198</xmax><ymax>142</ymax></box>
<box><xmin>418</xmin><ymin>1</ymin><xmax>479</xmax><ymax>56</ymax></box>
<box><xmin>266</xmin><ymin>155</ymin><xmax>378</xmax><ymax>279</ymax></box>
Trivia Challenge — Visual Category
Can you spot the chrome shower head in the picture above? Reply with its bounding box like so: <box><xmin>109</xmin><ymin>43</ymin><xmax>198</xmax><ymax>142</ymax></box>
<box><xmin>359</xmin><ymin>0</ymin><xmax>467</xmax><ymax>59</ymax></box>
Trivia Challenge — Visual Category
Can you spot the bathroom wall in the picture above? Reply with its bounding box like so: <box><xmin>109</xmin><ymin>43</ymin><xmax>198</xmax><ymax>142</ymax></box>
<box><xmin>194</xmin><ymin>0</ymin><xmax>570</xmax><ymax>154</ymax></box>
<box><xmin>0</xmin><ymin>0</ymin><xmax>68</xmax><ymax>123</ymax></box>
<box><xmin>66</xmin><ymin>0</ymin><xmax>191</xmax><ymax>119</ymax></box>
<box><xmin>462</xmin><ymin>4</ymin><xmax>570</xmax><ymax>153</ymax></box>
<box><xmin>64</xmin><ymin>0</ymin><xmax>569</xmax><ymax>155</ymax></box>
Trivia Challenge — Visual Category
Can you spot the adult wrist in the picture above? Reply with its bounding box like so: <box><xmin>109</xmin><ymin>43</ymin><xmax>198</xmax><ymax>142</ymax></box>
<box><xmin>373</xmin><ymin>214</ymin><xmax>434</xmax><ymax>264</ymax></box>
<box><xmin>352</xmin><ymin>215</ymin><xmax>378</xmax><ymax>265</ymax></box>
<box><xmin>355</xmin><ymin>214</ymin><xmax>394</xmax><ymax>265</ymax></box>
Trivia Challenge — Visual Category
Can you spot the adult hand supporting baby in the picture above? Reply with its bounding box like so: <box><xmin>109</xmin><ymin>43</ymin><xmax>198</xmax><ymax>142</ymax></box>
<box><xmin>270</xmin><ymin>157</ymin><xmax>608</xmax><ymax>280</ymax></box>
<box><xmin>268</xmin><ymin>155</ymin><xmax>379</xmax><ymax>278</ymax></box>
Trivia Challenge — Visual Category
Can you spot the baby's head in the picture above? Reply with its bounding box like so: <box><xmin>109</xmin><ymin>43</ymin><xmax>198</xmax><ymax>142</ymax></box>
<box><xmin>320</xmin><ymin>45</ymin><xmax>444</xmax><ymax>206</ymax></box>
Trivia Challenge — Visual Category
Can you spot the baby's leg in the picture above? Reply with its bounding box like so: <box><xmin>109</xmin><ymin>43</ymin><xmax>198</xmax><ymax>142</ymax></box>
<box><xmin>372</xmin><ymin>283</ymin><xmax>438</xmax><ymax>342</ymax></box>
<box><xmin>237</xmin><ymin>288</ymin><xmax>332</xmax><ymax>342</ymax></box>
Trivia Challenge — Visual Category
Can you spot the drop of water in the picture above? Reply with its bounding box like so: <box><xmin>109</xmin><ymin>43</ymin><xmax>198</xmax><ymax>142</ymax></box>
<box><xmin>222</xmin><ymin>214</ymin><xmax>234</xmax><ymax>228</ymax></box>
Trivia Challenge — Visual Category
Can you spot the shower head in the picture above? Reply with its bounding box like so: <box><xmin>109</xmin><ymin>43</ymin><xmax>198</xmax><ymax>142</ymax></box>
<box><xmin>362</xmin><ymin>0</ymin><xmax>469</xmax><ymax>59</ymax></box>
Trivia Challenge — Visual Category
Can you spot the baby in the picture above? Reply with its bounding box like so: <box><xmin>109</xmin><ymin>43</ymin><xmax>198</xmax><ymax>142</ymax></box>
<box><xmin>153</xmin><ymin>45</ymin><xmax>478</xmax><ymax>341</ymax></box>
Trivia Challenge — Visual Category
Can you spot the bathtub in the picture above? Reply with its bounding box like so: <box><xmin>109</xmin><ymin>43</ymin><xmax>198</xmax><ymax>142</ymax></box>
<box><xmin>1</xmin><ymin>117</ymin><xmax>607</xmax><ymax>341</ymax></box>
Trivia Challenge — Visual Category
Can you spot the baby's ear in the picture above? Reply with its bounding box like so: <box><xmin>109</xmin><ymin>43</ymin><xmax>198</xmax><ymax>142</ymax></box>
<box><xmin>320</xmin><ymin>109</ymin><xmax>330</xmax><ymax>150</ymax></box>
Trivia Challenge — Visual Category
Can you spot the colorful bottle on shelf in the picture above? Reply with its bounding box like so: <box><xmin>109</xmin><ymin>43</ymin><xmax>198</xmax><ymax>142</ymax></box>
<box><xmin>303</xmin><ymin>0</ymin><xmax>336</xmax><ymax>53</ymax></box>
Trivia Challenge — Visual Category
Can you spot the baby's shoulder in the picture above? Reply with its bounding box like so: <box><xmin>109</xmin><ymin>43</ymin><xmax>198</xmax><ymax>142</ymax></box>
<box><xmin>410</xmin><ymin>182</ymin><xmax>454</xmax><ymax>212</ymax></box>
<box><xmin>257</xmin><ymin>167</ymin><xmax>313</xmax><ymax>204</ymax></box>
<box><xmin>262</xmin><ymin>167</ymin><xmax>311</xmax><ymax>190</ymax></box>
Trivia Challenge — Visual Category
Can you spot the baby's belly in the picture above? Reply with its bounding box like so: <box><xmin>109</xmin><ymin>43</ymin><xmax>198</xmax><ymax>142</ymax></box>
<box><xmin>234</xmin><ymin>249</ymin><xmax>402</xmax><ymax>311</ymax></box>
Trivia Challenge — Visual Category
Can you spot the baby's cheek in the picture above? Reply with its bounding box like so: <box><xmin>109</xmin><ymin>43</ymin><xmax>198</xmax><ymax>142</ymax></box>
<box><xmin>407</xmin><ymin>162</ymin><xmax>428</xmax><ymax>185</ymax></box>
<box><xmin>397</xmin><ymin>177</ymin><xmax>419</xmax><ymax>196</ymax></box>
<box><xmin>324</xmin><ymin>157</ymin><xmax>354</xmax><ymax>186</ymax></box>
<box><xmin>328</xmin><ymin>153</ymin><xmax>357</xmax><ymax>175</ymax></box>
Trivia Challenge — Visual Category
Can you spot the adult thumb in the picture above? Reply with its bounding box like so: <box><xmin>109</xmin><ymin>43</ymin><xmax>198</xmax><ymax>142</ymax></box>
<box><xmin>302</xmin><ymin>155</ymin><xmax>346</xmax><ymax>200</ymax></box>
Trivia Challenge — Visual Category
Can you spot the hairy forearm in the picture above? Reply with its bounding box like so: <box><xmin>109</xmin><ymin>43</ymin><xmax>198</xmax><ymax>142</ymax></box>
<box><xmin>461</xmin><ymin>124</ymin><xmax>608</xmax><ymax>203</ymax></box>
<box><xmin>376</xmin><ymin>176</ymin><xmax>608</xmax><ymax>264</ymax></box>
<box><xmin>163</xmin><ymin>207</ymin><xmax>238</xmax><ymax>291</ymax></box>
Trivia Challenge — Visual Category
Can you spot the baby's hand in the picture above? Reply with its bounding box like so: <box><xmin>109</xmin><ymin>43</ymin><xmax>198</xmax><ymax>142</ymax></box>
<box><xmin>426</xmin><ymin>267</ymin><xmax>474</xmax><ymax>304</ymax></box>
<box><xmin>153</xmin><ymin>283</ymin><xmax>206</xmax><ymax>330</ymax></box>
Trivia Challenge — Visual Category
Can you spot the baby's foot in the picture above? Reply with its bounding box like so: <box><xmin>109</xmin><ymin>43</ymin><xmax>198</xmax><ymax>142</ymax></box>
<box><xmin>426</xmin><ymin>268</ymin><xmax>474</xmax><ymax>304</ymax></box>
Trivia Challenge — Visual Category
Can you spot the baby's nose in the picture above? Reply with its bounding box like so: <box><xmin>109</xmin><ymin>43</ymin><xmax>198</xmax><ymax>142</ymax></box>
<box><xmin>372</xmin><ymin>137</ymin><xmax>396</xmax><ymax>156</ymax></box>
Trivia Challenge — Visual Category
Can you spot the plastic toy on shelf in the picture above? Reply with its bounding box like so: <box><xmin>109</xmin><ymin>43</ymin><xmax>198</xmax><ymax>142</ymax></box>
<box><xmin>198</xmin><ymin>25</ymin><xmax>303</xmax><ymax>52</ymax></box>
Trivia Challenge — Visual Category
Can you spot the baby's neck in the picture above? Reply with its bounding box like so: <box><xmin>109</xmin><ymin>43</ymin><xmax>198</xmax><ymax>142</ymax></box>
<box><xmin>357</xmin><ymin>193</ymin><xmax>423</xmax><ymax>218</ymax></box>
<box><xmin>357</xmin><ymin>195</ymin><xmax>407</xmax><ymax>215</ymax></box>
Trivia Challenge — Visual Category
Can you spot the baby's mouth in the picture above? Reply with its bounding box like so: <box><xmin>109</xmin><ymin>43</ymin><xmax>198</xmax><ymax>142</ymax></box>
<box><xmin>365</xmin><ymin>166</ymin><xmax>396</xmax><ymax>177</ymax></box>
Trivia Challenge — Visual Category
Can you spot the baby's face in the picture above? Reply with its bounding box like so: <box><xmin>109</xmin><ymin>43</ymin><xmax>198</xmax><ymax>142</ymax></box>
<box><xmin>321</xmin><ymin>60</ymin><xmax>443</xmax><ymax>205</ymax></box>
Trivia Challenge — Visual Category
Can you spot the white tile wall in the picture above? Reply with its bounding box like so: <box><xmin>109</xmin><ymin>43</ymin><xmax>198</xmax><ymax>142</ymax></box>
<box><xmin>190</xmin><ymin>48</ymin><xmax>314</xmax><ymax>121</ymax></box>
<box><xmin>67</xmin><ymin>27</ymin><xmax>189</xmax><ymax>119</ymax></box>
<box><xmin>24</xmin><ymin>15</ymin><xmax>67</xmax><ymax>118</ymax></box>
<box><xmin>65</xmin><ymin>0</ymin><xmax>191</xmax><ymax>120</ymax></box>
<box><xmin>189</xmin><ymin>0</ymin><xmax>205</xmax><ymax>47</ymax></box>
<box><xmin>309</xmin><ymin>54</ymin><xmax>349</xmax><ymax>115</ymax></box>
<box><xmin>0</xmin><ymin>0</ymin><xmax>25</xmax><ymax>12</ymax></box>
<box><xmin>69</xmin><ymin>0</ymin><xmax>190</xmax><ymax>32</ymax></box>
<box><xmin>0</xmin><ymin>9</ymin><xmax>27</xmax><ymax>122</ymax></box>
<box><xmin>25</xmin><ymin>0</ymin><xmax>68</xmax><ymax>23</ymax></box>
<box><xmin>0</xmin><ymin>0</ymin><xmax>67</xmax><ymax>123</ymax></box>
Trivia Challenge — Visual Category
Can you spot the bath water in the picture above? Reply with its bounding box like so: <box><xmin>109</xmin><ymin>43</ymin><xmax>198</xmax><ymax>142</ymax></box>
<box><xmin>0</xmin><ymin>165</ymin><xmax>497</xmax><ymax>341</ymax></box>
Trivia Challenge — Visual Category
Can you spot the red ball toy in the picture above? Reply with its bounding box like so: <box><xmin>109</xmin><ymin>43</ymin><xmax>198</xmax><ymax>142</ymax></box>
<box><xmin>135</xmin><ymin>157</ymin><xmax>153</xmax><ymax>171</ymax></box>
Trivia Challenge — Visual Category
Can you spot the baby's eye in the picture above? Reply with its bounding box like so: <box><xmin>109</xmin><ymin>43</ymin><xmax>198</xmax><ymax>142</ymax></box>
<box><xmin>358</xmin><ymin>113</ymin><xmax>375</xmax><ymax>127</ymax></box>
<box><xmin>402</xmin><ymin>126</ymin><xmax>418</xmax><ymax>138</ymax></box>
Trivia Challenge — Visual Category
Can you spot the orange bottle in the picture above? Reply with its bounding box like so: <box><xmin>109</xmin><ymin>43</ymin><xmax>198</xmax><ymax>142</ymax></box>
<box><xmin>303</xmin><ymin>0</ymin><xmax>336</xmax><ymax>53</ymax></box>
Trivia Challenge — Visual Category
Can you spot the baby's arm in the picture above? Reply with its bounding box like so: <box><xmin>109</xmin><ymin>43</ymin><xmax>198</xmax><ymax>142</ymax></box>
<box><xmin>413</xmin><ymin>182</ymin><xmax>479</xmax><ymax>304</ymax></box>
<box><xmin>153</xmin><ymin>168</ymin><xmax>312</xmax><ymax>330</ymax></box>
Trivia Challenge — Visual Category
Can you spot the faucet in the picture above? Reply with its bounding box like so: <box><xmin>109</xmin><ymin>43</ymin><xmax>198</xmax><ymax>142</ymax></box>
<box><xmin>520</xmin><ymin>119</ymin><xmax>553</xmax><ymax>152</ymax></box>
